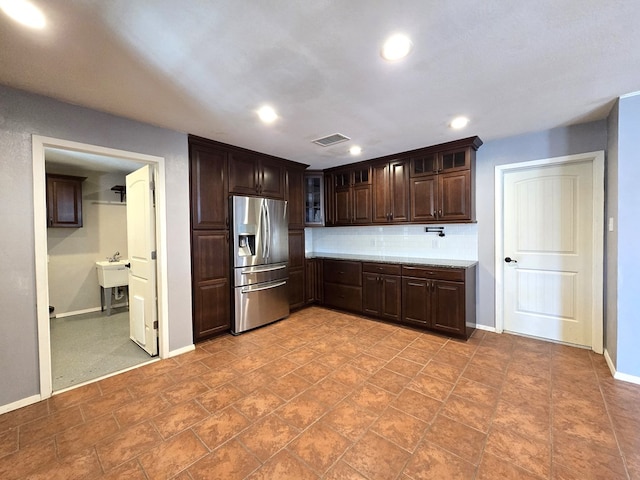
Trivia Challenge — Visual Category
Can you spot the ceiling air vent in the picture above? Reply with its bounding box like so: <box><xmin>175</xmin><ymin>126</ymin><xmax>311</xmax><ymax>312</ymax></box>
<box><xmin>312</xmin><ymin>133</ymin><xmax>351</xmax><ymax>147</ymax></box>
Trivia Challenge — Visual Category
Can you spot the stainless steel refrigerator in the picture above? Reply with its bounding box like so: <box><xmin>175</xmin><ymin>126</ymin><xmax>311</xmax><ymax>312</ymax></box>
<box><xmin>230</xmin><ymin>195</ymin><xmax>289</xmax><ymax>334</ymax></box>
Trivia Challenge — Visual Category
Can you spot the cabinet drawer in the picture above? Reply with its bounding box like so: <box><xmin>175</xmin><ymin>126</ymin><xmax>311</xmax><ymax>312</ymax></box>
<box><xmin>323</xmin><ymin>260</ymin><xmax>362</xmax><ymax>286</ymax></box>
<box><xmin>323</xmin><ymin>283</ymin><xmax>362</xmax><ymax>312</ymax></box>
<box><xmin>362</xmin><ymin>262</ymin><xmax>401</xmax><ymax>276</ymax></box>
<box><xmin>401</xmin><ymin>266</ymin><xmax>465</xmax><ymax>282</ymax></box>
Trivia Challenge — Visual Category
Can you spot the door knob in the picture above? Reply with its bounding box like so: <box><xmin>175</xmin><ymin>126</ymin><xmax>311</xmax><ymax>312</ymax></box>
<box><xmin>504</xmin><ymin>257</ymin><xmax>517</xmax><ymax>263</ymax></box>
<box><xmin>124</xmin><ymin>263</ymin><xmax>131</xmax><ymax>268</ymax></box>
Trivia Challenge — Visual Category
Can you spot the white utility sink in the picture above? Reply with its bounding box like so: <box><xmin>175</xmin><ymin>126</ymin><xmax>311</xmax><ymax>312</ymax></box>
<box><xmin>96</xmin><ymin>260</ymin><xmax>129</xmax><ymax>288</ymax></box>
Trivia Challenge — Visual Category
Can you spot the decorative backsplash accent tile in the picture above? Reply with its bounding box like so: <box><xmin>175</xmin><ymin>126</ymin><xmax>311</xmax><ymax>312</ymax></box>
<box><xmin>305</xmin><ymin>224</ymin><xmax>478</xmax><ymax>261</ymax></box>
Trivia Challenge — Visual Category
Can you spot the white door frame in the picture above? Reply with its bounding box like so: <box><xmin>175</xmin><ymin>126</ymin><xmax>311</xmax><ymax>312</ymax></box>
<box><xmin>32</xmin><ymin>135</ymin><xmax>170</xmax><ymax>399</ymax></box>
<box><xmin>494</xmin><ymin>151</ymin><xmax>605</xmax><ymax>353</ymax></box>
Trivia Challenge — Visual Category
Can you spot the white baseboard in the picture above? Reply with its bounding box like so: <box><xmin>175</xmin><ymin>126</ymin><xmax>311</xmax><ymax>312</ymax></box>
<box><xmin>475</xmin><ymin>324</ymin><xmax>496</xmax><ymax>333</ymax></box>
<box><xmin>54</xmin><ymin>305</ymin><xmax>128</xmax><ymax>318</ymax></box>
<box><xmin>168</xmin><ymin>344</ymin><xmax>195</xmax><ymax>358</ymax></box>
<box><xmin>604</xmin><ymin>349</ymin><xmax>640</xmax><ymax>385</ymax></box>
<box><xmin>0</xmin><ymin>394</ymin><xmax>43</xmax><ymax>415</ymax></box>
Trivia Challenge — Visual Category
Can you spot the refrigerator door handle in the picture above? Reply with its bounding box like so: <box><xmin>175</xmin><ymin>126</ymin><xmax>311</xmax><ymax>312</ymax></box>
<box><xmin>265</xmin><ymin>201</ymin><xmax>271</xmax><ymax>259</ymax></box>
<box><xmin>260</xmin><ymin>201</ymin><xmax>268</xmax><ymax>259</ymax></box>
<box><xmin>241</xmin><ymin>280</ymin><xmax>287</xmax><ymax>294</ymax></box>
<box><xmin>240</xmin><ymin>264</ymin><xmax>287</xmax><ymax>274</ymax></box>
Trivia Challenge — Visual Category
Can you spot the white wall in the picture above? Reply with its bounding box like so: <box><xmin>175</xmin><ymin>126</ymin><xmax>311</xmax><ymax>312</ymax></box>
<box><xmin>0</xmin><ymin>85</ymin><xmax>193</xmax><ymax>407</ymax></box>
<box><xmin>47</xmin><ymin>169</ymin><xmax>129</xmax><ymax>315</ymax></box>
<box><xmin>306</xmin><ymin>224</ymin><xmax>478</xmax><ymax>261</ymax></box>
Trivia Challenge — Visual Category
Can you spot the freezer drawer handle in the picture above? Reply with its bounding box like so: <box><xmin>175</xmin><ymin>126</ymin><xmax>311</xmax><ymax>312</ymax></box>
<box><xmin>241</xmin><ymin>280</ymin><xmax>287</xmax><ymax>294</ymax></box>
<box><xmin>241</xmin><ymin>265</ymin><xmax>287</xmax><ymax>274</ymax></box>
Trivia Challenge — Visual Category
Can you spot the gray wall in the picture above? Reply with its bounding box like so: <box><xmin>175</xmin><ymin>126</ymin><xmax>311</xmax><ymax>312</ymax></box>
<box><xmin>615</xmin><ymin>94</ymin><xmax>640</xmax><ymax>376</ymax></box>
<box><xmin>0</xmin><ymin>85</ymin><xmax>193</xmax><ymax>407</ymax></box>
<box><xmin>605</xmin><ymin>102</ymin><xmax>619</xmax><ymax>366</ymax></box>
<box><xmin>475</xmin><ymin>121</ymin><xmax>608</xmax><ymax>328</ymax></box>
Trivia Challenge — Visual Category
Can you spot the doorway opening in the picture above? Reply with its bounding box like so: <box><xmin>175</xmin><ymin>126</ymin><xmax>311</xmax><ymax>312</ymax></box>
<box><xmin>33</xmin><ymin>135</ymin><xmax>170</xmax><ymax>398</ymax></box>
<box><xmin>494</xmin><ymin>151</ymin><xmax>604</xmax><ymax>353</ymax></box>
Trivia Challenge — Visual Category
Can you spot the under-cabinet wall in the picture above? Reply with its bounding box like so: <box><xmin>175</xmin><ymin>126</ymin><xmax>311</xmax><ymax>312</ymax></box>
<box><xmin>305</xmin><ymin>224</ymin><xmax>478</xmax><ymax>261</ymax></box>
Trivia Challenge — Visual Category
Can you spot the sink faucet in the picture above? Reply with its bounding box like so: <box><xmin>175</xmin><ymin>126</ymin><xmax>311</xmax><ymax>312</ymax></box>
<box><xmin>108</xmin><ymin>251</ymin><xmax>121</xmax><ymax>262</ymax></box>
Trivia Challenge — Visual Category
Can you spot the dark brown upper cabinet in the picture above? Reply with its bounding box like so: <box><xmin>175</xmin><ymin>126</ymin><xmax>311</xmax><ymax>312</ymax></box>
<box><xmin>410</xmin><ymin>144</ymin><xmax>478</xmax><ymax>223</ymax></box>
<box><xmin>372</xmin><ymin>159</ymin><xmax>410</xmax><ymax>223</ymax></box>
<box><xmin>229</xmin><ymin>151</ymin><xmax>285</xmax><ymax>199</ymax></box>
<box><xmin>286</xmin><ymin>167</ymin><xmax>305</xmax><ymax>229</ymax></box>
<box><xmin>334</xmin><ymin>166</ymin><xmax>372</xmax><ymax>225</ymax></box>
<box><xmin>46</xmin><ymin>174</ymin><xmax>85</xmax><ymax>228</ymax></box>
<box><xmin>324</xmin><ymin>136</ymin><xmax>482</xmax><ymax>226</ymax></box>
<box><xmin>189</xmin><ymin>142</ymin><xmax>229</xmax><ymax>230</ymax></box>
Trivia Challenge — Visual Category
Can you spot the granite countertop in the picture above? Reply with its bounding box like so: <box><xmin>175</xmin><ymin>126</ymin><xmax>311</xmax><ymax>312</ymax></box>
<box><xmin>305</xmin><ymin>252</ymin><xmax>477</xmax><ymax>268</ymax></box>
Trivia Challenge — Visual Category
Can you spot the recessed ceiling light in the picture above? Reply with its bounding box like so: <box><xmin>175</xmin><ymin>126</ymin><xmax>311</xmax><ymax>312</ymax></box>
<box><xmin>450</xmin><ymin>116</ymin><xmax>469</xmax><ymax>129</ymax></box>
<box><xmin>0</xmin><ymin>0</ymin><xmax>46</xmax><ymax>29</ymax></box>
<box><xmin>257</xmin><ymin>105</ymin><xmax>277</xmax><ymax>124</ymax></box>
<box><xmin>349</xmin><ymin>146</ymin><xmax>362</xmax><ymax>156</ymax></box>
<box><xmin>381</xmin><ymin>34</ymin><xmax>412</xmax><ymax>61</ymax></box>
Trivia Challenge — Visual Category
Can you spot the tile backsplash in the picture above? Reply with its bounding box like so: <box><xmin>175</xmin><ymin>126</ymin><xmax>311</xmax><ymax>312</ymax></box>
<box><xmin>305</xmin><ymin>224</ymin><xmax>478</xmax><ymax>261</ymax></box>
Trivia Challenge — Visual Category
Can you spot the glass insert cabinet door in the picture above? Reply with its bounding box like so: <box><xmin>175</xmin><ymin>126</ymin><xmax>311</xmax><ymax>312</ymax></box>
<box><xmin>304</xmin><ymin>173</ymin><xmax>324</xmax><ymax>225</ymax></box>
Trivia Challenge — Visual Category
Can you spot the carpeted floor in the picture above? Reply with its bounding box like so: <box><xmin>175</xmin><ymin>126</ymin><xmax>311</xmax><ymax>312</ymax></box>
<box><xmin>50</xmin><ymin>307</ymin><xmax>152</xmax><ymax>391</ymax></box>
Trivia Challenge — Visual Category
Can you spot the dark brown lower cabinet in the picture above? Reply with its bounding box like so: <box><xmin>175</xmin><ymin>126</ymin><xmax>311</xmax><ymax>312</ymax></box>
<box><xmin>305</xmin><ymin>258</ymin><xmax>320</xmax><ymax>304</ymax></box>
<box><xmin>322</xmin><ymin>259</ymin><xmax>362</xmax><ymax>313</ymax></box>
<box><xmin>401</xmin><ymin>265</ymin><xmax>476</xmax><ymax>338</ymax></box>
<box><xmin>318</xmin><ymin>258</ymin><xmax>476</xmax><ymax>339</ymax></box>
<box><xmin>191</xmin><ymin>231</ymin><xmax>230</xmax><ymax>341</ymax></box>
<box><xmin>288</xmin><ymin>229</ymin><xmax>305</xmax><ymax>310</ymax></box>
<box><xmin>362</xmin><ymin>263</ymin><xmax>401</xmax><ymax>322</ymax></box>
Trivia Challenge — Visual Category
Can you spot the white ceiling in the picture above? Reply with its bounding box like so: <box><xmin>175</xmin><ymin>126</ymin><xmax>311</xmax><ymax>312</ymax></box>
<box><xmin>2</xmin><ymin>1</ymin><xmax>639</xmax><ymax>170</ymax></box>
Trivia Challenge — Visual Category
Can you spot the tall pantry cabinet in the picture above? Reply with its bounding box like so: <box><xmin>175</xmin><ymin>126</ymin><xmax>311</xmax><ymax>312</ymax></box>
<box><xmin>189</xmin><ymin>138</ymin><xmax>231</xmax><ymax>342</ymax></box>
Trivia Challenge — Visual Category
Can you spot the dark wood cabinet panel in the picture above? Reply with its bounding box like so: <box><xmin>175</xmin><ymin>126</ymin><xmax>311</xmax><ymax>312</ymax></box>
<box><xmin>228</xmin><ymin>151</ymin><xmax>258</xmax><ymax>196</ymax></box>
<box><xmin>287</xmin><ymin>168</ymin><xmax>305</xmax><ymax>229</ymax></box>
<box><xmin>363</xmin><ymin>271</ymin><xmax>401</xmax><ymax>322</ymax></box>
<box><xmin>322</xmin><ymin>259</ymin><xmax>362</xmax><ymax>313</ymax></box>
<box><xmin>193</xmin><ymin>281</ymin><xmax>230</xmax><ymax>340</ymax></box>
<box><xmin>189</xmin><ymin>143</ymin><xmax>228</xmax><ymax>230</ymax></box>
<box><xmin>191</xmin><ymin>230</ymin><xmax>230</xmax><ymax>341</ymax></box>
<box><xmin>431</xmin><ymin>280</ymin><xmax>465</xmax><ymax>335</ymax></box>
<box><xmin>335</xmin><ymin>186</ymin><xmax>351</xmax><ymax>224</ymax></box>
<box><xmin>410</xmin><ymin>176</ymin><xmax>437</xmax><ymax>222</ymax></box>
<box><xmin>305</xmin><ymin>258</ymin><xmax>320</xmax><ymax>304</ymax></box>
<box><xmin>402</xmin><ymin>277</ymin><xmax>430</xmax><ymax>326</ymax></box>
<box><xmin>323</xmin><ymin>174</ymin><xmax>335</xmax><ymax>226</ymax></box>
<box><xmin>289</xmin><ymin>229</ymin><xmax>305</xmax><ymax>310</ymax></box>
<box><xmin>323</xmin><ymin>283</ymin><xmax>362</xmax><ymax>312</ymax></box>
<box><xmin>192</xmin><ymin>231</ymin><xmax>229</xmax><ymax>283</ymax></box>
<box><xmin>353</xmin><ymin>183</ymin><xmax>372</xmax><ymax>224</ymax></box>
<box><xmin>288</xmin><ymin>230</ymin><xmax>304</xmax><ymax>270</ymax></box>
<box><xmin>288</xmin><ymin>267</ymin><xmax>305</xmax><ymax>310</ymax></box>
<box><xmin>229</xmin><ymin>152</ymin><xmax>285</xmax><ymax>199</ymax></box>
<box><xmin>323</xmin><ymin>259</ymin><xmax>362</xmax><ymax>286</ymax></box>
<box><xmin>373</xmin><ymin>160</ymin><xmax>409</xmax><ymax>223</ymax></box>
<box><xmin>260</xmin><ymin>158</ymin><xmax>285</xmax><ymax>199</ymax></box>
<box><xmin>331</xmin><ymin>167</ymin><xmax>372</xmax><ymax>225</ymax></box>
<box><xmin>46</xmin><ymin>174</ymin><xmax>85</xmax><ymax>228</ymax></box>
<box><xmin>439</xmin><ymin>170</ymin><xmax>472</xmax><ymax>221</ymax></box>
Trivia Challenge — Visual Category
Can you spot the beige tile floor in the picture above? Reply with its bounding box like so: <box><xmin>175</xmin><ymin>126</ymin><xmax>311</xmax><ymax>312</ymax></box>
<box><xmin>1</xmin><ymin>306</ymin><xmax>639</xmax><ymax>479</ymax></box>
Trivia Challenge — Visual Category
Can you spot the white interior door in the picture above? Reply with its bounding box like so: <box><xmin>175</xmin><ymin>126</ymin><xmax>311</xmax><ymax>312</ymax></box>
<box><xmin>503</xmin><ymin>160</ymin><xmax>594</xmax><ymax>347</ymax></box>
<box><xmin>126</xmin><ymin>165</ymin><xmax>158</xmax><ymax>356</ymax></box>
